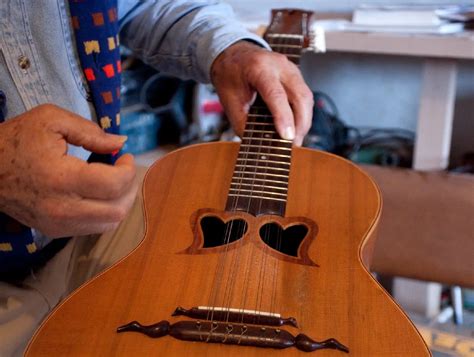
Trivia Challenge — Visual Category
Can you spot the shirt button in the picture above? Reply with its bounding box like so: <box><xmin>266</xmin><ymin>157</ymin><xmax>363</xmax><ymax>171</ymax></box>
<box><xmin>18</xmin><ymin>55</ymin><xmax>31</xmax><ymax>70</ymax></box>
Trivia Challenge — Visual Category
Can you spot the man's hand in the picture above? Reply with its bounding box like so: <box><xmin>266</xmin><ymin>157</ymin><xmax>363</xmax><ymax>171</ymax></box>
<box><xmin>211</xmin><ymin>41</ymin><xmax>313</xmax><ymax>146</ymax></box>
<box><xmin>0</xmin><ymin>104</ymin><xmax>138</xmax><ymax>238</ymax></box>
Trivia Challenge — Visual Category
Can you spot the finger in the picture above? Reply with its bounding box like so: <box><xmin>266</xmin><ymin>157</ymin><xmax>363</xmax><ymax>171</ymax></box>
<box><xmin>73</xmin><ymin>174</ymin><xmax>138</xmax><ymax>225</ymax></box>
<box><xmin>283</xmin><ymin>76</ymin><xmax>314</xmax><ymax>146</ymax></box>
<box><xmin>77</xmin><ymin>174</ymin><xmax>139</xmax><ymax>224</ymax></box>
<box><xmin>66</xmin><ymin>154</ymin><xmax>136</xmax><ymax>200</ymax></box>
<box><xmin>51</xmin><ymin>109</ymin><xmax>127</xmax><ymax>153</ymax></box>
<box><xmin>252</xmin><ymin>73</ymin><xmax>295</xmax><ymax>141</ymax></box>
<box><xmin>43</xmin><ymin>175</ymin><xmax>139</xmax><ymax>237</ymax></box>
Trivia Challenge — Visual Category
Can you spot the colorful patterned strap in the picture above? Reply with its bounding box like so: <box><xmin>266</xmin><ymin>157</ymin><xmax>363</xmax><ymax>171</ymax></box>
<box><xmin>69</xmin><ymin>0</ymin><xmax>122</xmax><ymax>138</ymax></box>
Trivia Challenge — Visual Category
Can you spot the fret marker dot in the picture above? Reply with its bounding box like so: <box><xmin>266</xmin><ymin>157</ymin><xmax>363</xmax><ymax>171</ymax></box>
<box><xmin>261</xmin><ymin>155</ymin><xmax>267</xmax><ymax>160</ymax></box>
<box><xmin>264</xmin><ymin>134</ymin><xmax>271</xmax><ymax>138</ymax></box>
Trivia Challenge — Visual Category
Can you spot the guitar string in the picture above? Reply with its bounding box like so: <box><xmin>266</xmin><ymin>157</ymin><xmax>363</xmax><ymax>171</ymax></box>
<box><xmin>212</xmin><ymin>131</ymin><xmax>255</xmax><ymax>317</ymax></box>
<box><xmin>207</xmin><ymin>86</ymin><xmax>264</xmax><ymax>330</ymax></box>
<box><xmin>230</xmin><ymin>59</ymin><xmax>292</xmax><ymax>327</ymax></box>
<box><xmin>205</xmin><ymin>31</ymin><xmax>304</xmax><ymax>336</ymax></box>
<box><xmin>223</xmin><ymin>102</ymin><xmax>268</xmax><ymax>327</ymax></box>
<box><xmin>205</xmin><ymin>102</ymin><xmax>255</xmax><ymax>329</ymax></box>
<box><xmin>235</xmin><ymin>108</ymin><xmax>271</xmax><ymax>327</ymax></box>
<box><xmin>222</xmin><ymin>106</ymin><xmax>280</xmax><ymax>329</ymax></box>
<box><xmin>255</xmin><ymin>34</ymin><xmax>293</xmax><ymax>327</ymax></box>
<box><xmin>271</xmin><ymin>33</ymin><xmax>303</xmax><ymax>326</ymax></box>
<box><xmin>239</xmin><ymin>34</ymin><xmax>287</xmax><ymax>329</ymax></box>
<box><xmin>215</xmin><ymin>105</ymin><xmax>274</xmax><ymax>329</ymax></box>
<box><xmin>269</xmin><ymin>34</ymin><xmax>296</xmax><ymax>323</ymax></box>
<box><xmin>234</xmin><ymin>103</ymin><xmax>271</xmax><ymax>333</ymax></box>
<box><xmin>221</xmin><ymin>124</ymin><xmax>259</xmax><ymax>325</ymax></box>
<box><xmin>205</xmin><ymin>196</ymin><xmax>239</xmax><ymax>323</ymax></box>
<box><xmin>232</xmin><ymin>34</ymin><xmax>298</xmax><ymax>330</ymax></box>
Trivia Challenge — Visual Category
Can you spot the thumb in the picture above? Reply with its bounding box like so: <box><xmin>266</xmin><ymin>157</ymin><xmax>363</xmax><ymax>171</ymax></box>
<box><xmin>56</xmin><ymin>111</ymin><xmax>127</xmax><ymax>154</ymax></box>
<box><xmin>114</xmin><ymin>152</ymin><xmax>135</xmax><ymax>169</ymax></box>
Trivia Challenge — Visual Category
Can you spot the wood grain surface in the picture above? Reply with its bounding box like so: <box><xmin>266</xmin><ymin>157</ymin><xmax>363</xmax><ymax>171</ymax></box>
<box><xmin>26</xmin><ymin>143</ymin><xmax>430</xmax><ymax>356</ymax></box>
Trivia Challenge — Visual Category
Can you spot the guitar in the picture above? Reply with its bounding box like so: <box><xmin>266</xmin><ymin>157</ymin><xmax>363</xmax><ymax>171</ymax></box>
<box><xmin>26</xmin><ymin>9</ymin><xmax>430</xmax><ymax>356</ymax></box>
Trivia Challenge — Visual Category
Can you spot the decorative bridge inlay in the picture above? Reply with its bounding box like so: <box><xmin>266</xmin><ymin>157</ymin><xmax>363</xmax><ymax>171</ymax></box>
<box><xmin>117</xmin><ymin>320</ymin><xmax>349</xmax><ymax>353</ymax></box>
<box><xmin>117</xmin><ymin>306</ymin><xmax>349</xmax><ymax>353</ymax></box>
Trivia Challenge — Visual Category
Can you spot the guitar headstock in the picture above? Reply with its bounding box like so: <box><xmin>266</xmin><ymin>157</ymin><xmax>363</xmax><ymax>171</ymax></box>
<box><xmin>263</xmin><ymin>9</ymin><xmax>323</xmax><ymax>61</ymax></box>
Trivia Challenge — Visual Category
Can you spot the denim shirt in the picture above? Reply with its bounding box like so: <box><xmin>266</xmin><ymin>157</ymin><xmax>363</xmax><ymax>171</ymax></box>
<box><xmin>0</xmin><ymin>0</ymin><xmax>267</xmax><ymax>250</ymax></box>
<box><xmin>0</xmin><ymin>0</ymin><xmax>267</xmax><ymax>155</ymax></box>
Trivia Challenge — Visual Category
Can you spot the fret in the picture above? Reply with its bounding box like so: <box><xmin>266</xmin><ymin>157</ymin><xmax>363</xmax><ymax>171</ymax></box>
<box><xmin>247</xmin><ymin>114</ymin><xmax>273</xmax><ymax>118</ymax></box>
<box><xmin>285</xmin><ymin>54</ymin><xmax>301</xmax><ymax>59</ymax></box>
<box><xmin>234</xmin><ymin>164</ymin><xmax>290</xmax><ymax>173</ymax></box>
<box><xmin>266</xmin><ymin>34</ymin><xmax>304</xmax><ymax>40</ymax></box>
<box><xmin>244</xmin><ymin>129</ymin><xmax>277</xmax><ymax>135</ymax></box>
<box><xmin>233</xmin><ymin>172</ymin><xmax>289</xmax><ymax>182</ymax></box>
<box><xmin>230</xmin><ymin>183</ymin><xmax>288</xmax><ymax>192</ymax></box>
<box><xmin>242</xmin><ymin>137</ymin><xmax>292</xmax><ymax>144</ymax></box>
<box><xmin>236</xmin><ymin>157</ymin><xmax>290</xmax><ymax>166</ymax></box>
<box><xmin>245</xmin><ymin>122</ymin><xmax>275</xmax><ymax>127</ymax></box>
<box><xmin>231</xmin><ymin>176</ymin><xmax>288</xmax><ymax>186</ymax></box>
<box><xmin>237</xmin><ymin>152</ymin><xmax>291</xmax><ymax>160</ymax></box>
<box><xmin>269</xmin><ymin>44</ymin><xmax>302</xmax><ymax>49</ymax></box>
<box><xmin>233</xmin><ymin>170</ymin><xmax>288</xmax><ymax>179</ymax></box>
<box><xmin>228</xmin><ymin>193</ymin><xmax>286</xmax><ymax>203</ymax></box>
<box><xmin>240</xmin><ymin>144</ymin><xmax>291</xmax><ymax>151</ymax></box>
<box><xmin>229</xmin><ymin>188</ymin><xmax>287</xmax><ymax>198</ymax></box>
<box><xmin>230</xmin><ymin>187</ymin><xmax>288</xmax><ymax>198</ymax></box>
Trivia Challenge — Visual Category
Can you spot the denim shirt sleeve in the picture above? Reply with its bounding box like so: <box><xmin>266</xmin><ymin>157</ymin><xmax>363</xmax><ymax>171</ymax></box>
<box><xmin>118</xmin><ymin>0</ymin><xmax>270</xmax><ymax>83</ymax></box>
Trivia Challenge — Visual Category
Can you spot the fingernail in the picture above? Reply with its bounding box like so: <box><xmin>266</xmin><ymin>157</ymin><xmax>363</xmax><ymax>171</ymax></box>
<box><xmin>117</xmin><ymin>135</ymin><xmax>128</xmax><ymax>143</ymax></box>
<box><xmin>282</xmin><ymin>126</ymin><xmax>295</xmax><ymax>141</ymax></box>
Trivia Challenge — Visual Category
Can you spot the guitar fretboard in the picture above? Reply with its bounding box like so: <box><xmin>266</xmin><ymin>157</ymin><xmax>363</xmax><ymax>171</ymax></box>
<box><xmin>225</xmin><ymin>97</ymin><xmax>292</xmax><ymax>216</ymax></box>
<box><xmin>225</xmin><ymin>9</ymin><xmax>312</xmax><ymax>216</ymax></box>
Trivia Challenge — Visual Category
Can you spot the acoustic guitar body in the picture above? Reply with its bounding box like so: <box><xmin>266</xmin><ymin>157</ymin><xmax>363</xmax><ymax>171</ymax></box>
<box><xmin>26</xmin><ymin>143</ymin><xmax>430</xmax><ymax>356</ymax></box>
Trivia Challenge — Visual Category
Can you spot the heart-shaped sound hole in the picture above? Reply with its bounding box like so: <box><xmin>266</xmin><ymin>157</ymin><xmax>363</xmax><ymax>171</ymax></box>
<box><xmin>259</xmin><ymin>223</ymin><xmax>308</xmax><ymax>257</ymax></box>
<box><xmin>200</xmin><ymin>216</ymin><xmax>248</xmax><ymax>248</ymax></box>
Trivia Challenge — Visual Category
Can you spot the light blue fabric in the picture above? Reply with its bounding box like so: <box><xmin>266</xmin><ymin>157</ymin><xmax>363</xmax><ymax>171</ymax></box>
<box><xmin>0</xmin><ymin>0</ymin><xmax>268</xmax><ymax>160</ymax></box>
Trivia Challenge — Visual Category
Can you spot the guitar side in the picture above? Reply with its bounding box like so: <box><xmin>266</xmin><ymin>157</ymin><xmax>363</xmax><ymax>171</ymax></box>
<box><xmin>26</xmin><ymin>142</ymin><xmax>430</xmax><ymax>356</ymax></box>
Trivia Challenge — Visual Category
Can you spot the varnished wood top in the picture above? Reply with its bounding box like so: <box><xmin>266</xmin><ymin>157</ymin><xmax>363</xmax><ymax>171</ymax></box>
<box><xmin>26</xmin><ymin>143</ymin><xmax>430</xmax><ymax>356</ymax></box>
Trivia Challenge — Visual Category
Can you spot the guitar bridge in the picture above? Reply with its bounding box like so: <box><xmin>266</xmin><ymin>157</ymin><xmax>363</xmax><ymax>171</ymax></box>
<box><xmin>117</xmin><ymin>320</ymin><xmax>348</xmax><ymax>353</ymax></box>
<box><xmin>116</xmin><ymin>306</ymin><xmax>349</xmax><ymax>353</ymax></box>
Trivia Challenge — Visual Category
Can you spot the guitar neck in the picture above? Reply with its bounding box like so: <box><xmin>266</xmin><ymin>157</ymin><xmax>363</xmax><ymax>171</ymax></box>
<box><xmin>226</xmin><ymin>96</ymin><xmax>291</xmax><ymax>216</ymax></box>
<box><xmin>225</xmin><ymin>9</ymin><xmax>314</xmax><ymax>217</ymax></box>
